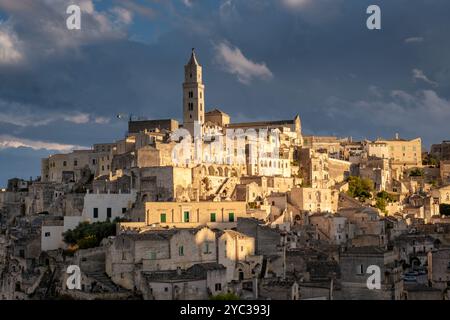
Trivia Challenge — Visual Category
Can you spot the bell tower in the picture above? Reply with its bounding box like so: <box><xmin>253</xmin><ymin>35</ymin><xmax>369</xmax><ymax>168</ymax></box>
<box><xmin>183</xmin><ymin>48</ymin><xmax>205</xmax><ymax>137</ymax></box>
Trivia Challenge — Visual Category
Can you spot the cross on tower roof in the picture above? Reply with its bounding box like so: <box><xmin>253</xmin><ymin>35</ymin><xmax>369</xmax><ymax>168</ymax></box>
<box><xmin>187</xmin><ymin>48</ymin><xmax>200</xmax><ymax>66</ymax></box>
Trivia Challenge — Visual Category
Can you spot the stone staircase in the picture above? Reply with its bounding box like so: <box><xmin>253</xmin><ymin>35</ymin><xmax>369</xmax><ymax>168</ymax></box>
<box><xmin>84</xmin><ymin>271</ymin><xmax>129</xmax><ymax>293</ymax></box>
<box><xmin>216</xmin><ymin>177</ymin><xmax>239</xmax><ymax>199</ymax></box>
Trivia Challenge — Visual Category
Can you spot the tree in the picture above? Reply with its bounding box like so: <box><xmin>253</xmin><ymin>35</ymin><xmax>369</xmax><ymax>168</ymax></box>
<box><xmin>375</xmin><ymin>197</ymin><xmax>387</xmax><ymax>214</ymax></box>
<box><xmin>63</xmin><ymin>218</ymin><xmax>124</xmax><ymax>250</ymax></box>
<box><xmin>374</xmin><ymin>191</ymin><xmax>396</xmax><ymax>214</ymax></box>
<box><xmin>422</xmin><ymin>154</ymin><xmax>439</xmax><ymax>166</ymax></box>
<box><xmin>347</xmin><ymin>176</ymin><xmax>374</xmax><ymax>201</ymax></box>
<box><xmin>409</xmin><ymin>168</ymin><xmax>424</xmax><ymax>177</ymax></box>
<box><xmin>376</xmin><ymin>191</ymin><xmax>396</xmax><ymax>202</ymax></box>
<box><xmin>77</xmin><ymin>235</ymin><xmax>98</xmax><ymax>249</ymax></box>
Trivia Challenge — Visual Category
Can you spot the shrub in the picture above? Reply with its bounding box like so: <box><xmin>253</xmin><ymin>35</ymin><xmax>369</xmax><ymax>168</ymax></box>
<box><xmin>409</xmin><ymin>168</ymin><xmax>424</xmax><ymax>177</ymax></box>
<box><xmin>376</xmin><ymin>191</ymin><xmax>396</xmax><ymax>202</ymax></box>
<box><xmin>77</xmin><ymin>235</ymin><xmax>98</xmax><ymax>249</ymax></box>
<box><xmin>347</xmin><ymin>176</ymin><xmax>374</xmax><ymax>201</ymax></box>
<box><xmin>63</xmin><ymin>218</ymin><xmax>124</xmax><ymax>250</ymax></box>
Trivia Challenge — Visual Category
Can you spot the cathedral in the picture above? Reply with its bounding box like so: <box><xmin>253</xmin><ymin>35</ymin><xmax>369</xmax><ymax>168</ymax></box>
<box><xmin>129</xmin><ymin>48</ymin><xmax>303</xmax><ymax>155</ymax></box>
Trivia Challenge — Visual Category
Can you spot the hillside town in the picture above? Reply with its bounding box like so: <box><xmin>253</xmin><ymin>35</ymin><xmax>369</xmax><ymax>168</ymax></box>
<box><xmin>1</xmin><ymin>50</ymin><xmax>450</xmax><ymax>300</ymax></box>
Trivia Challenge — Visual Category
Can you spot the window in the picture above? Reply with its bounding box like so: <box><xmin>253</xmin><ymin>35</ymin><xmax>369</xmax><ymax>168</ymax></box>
<box><xmin>63</xmin><ymin>161</ymin><xmax>67</xmax><ymax>167</ymax></box>
<box><xmin>164</xmin><ymin>287</ymin><xmax>169</xmax><ymax>292</ymax></box>
<box><xmin>107</xmin><ymin>208</ymin><xmax>112</xmax><ymax>219</ymax></box>
<box><xmin>357</xmin><ymin>264</ymin><xmax>364</xmax><ymax>275</ymax></box>
<box><xmin>228</xmin><ymin>212</ymin><xmax>235</xmax><ymax>222</ymax></box>
<box><xmin>122</xmin><ymin>252</ymin><xmax>126</xmax><ymax>260</ymax></box>
<box><xmin>204</xmin><ymin>242</ymin><xmax>211</xmax><ymax>254</ymax></box>
<box><xmin>122</xmin><ymin>208</ymin><xmax>127</xmax><ymax>214</ymax></box>
<box><xmin>45</xmin><ymin>232</ymin><xmax>51</xmax><ymax>237</ymax></box>
<box><xmin>160</xmin><ymin>213</ymin><xmax>167</xmax><ymax>223</ymax></box>
<box><xmin>210</xmin><ymin>213</ymin><xmax>216</xmax><ymax>222</ymax></box>
<box><xmin>183</xmin><ymin>211</ymin><xmax>190</xmax><ymax>223</ymax></box>
<box><xmin>93</xmin><ymin>208</ymin><xmax>98</xmax><ymax>218</ymax></box>
<box><xmin>92</xmin><ymin>159</ymin><xmax>96</xmax><ymax>165</ymax></box>
<box><xmin>179</xmin><ymin>246</ymin><xmax>184</xmax><ymax>256</ymax></box>
<box><xmin>215</xmin><ymin>283</ymin><xmax>222</xmax><ymax>291</ymax></box>
<box><xmin>240</xmin><ymin>246</ymin><xmax>244</xmax><ymax>252</ymax></box>
<box><xmin>74</xmin><ymin>160</ymin><xmax>78</xmax><ymax>166</ymax></box>
<box><xmin>149</xmin><ymin>252</ymin><xmax>156</xmax><ymax>260</ymax></box>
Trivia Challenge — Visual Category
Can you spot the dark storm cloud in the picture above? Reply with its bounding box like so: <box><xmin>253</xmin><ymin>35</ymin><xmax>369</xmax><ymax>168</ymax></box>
<box><xmin>1</xmin><ymin>0</ymin><xmax>450</xmax><ymax>186</ymax></box>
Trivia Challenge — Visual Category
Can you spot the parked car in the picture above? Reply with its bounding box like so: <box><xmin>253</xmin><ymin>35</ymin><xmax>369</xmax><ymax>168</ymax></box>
<box><xmin>403</xmin><ymin>275</ymin><xmax>417</xmax><ymax>282</ymax></box>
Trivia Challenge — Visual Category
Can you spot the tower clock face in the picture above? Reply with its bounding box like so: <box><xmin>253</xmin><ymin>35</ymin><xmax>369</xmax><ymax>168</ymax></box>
<box><xmin>0</xmin><ymin>0</ymin><xmax>449</xmax><ymax>307</ymax></box>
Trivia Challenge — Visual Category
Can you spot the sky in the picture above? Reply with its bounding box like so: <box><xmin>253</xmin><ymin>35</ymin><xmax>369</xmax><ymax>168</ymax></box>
<box><xmin>1</xmin><ymin>0</ymin><xmax>450</xmax><ymax>187</ymax></box>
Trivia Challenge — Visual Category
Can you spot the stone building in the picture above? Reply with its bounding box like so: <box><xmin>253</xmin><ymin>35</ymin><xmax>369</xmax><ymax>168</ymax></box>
<box><xmin>432</xmin><ymin>185</ymin><xmax>450</xmax><ymax>208</ymax></box>
<box><xmin>41</xmin><ymin>150</ymin><xmax>99</xmax><ymax>183</ymax></box>
<box><xmin>338</xmin><ymin>207</ymin><xmax>386</xmax><ymax>246</ymax></box>
<box><xmin>430</xmin><ymin>140</ymin><xmax>450</xmax><ymax>160</ymax></box>
<box><xmin>440</xmin><ymin>160</ymin><xmax>450</xmax><ymax>185</ymax></box>
<box><xmin>394</xmin><ymin>233</ymin><xmax>436</xmax><ymax>266</ymax></box>
<box><xmin>105</xmin><ymin>226</ymin><xmax>219</xmax><ymax>290</ymax></box>
<box><xmin>128</xmin><ymin>119</ymin><xmax>179</xmax><ymax>134</ymax></box>
<box><xmin>140</xmin><ymin>263</ymin><xmax>227</xmax><ymax>300</ymax></box>
<box><xmin>144</xmin><ymin>200</ymin><xmax>248</xmax><ymax>229</ymax></box>
<box><xmin>288</xmin><ymin>187</ymin><xmax>337</xmax><ymax>213</ymax></box>
<box><xmin>375</xmin><ymin>135</ymin><xmax>422</xmax><ymax>179</ymax></box>
<box><xmin>309</xmin><ymin>213</ymin><xmax>350</xmax><ymax>245</ymax></box>
<box><xmin>81</xmin><ymin>190</ymin><xmax>137</xmax><ymax>223</ymax></box>
<box><xmin>427</xmin><ymin>248</ymin><xmax>450</xmax><ymax>290</ymax></box>
<box><xmin>339</xmin><ymin>246</ymin><xmax>404</xmax><ymax>300</ymax></box>
<box><xmin>236</xmin><ymin>218</ymin><xmax>282</xmax><ymax>256</ymax></box>
<box><xmin>217</xmin><ymin>230</ymin><xmax>258</xmax><ymax>282</ymax></box>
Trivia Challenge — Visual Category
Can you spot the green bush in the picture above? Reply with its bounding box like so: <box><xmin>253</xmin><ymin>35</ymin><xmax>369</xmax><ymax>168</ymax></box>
<box><xmin>376</xmin><ymin>191</ymin><xmax>396</xmax><ymax>202</ymax></box>
<box><xmin>77</xmin><ymin>235</ymin><xmax>99</xmax><ymax>249</ymax></box>
<box><xmin>347</xmin><ymin>176</ymin><xmax>374</xmax><ymax>201</ymax></box>
<box><xmin>375</xmin><ymin>197</ymin><xmax>387</xmax><ymax>213</ymax></box>
<box><xmin>409</xmin><ymin>168</ymin><xmax>424</xmax><ymax>177</ymax></box>
<box><xmin>63</xmin><ymin>218</ymin><xmax>125</xmax><ymax>249</ymax></box>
